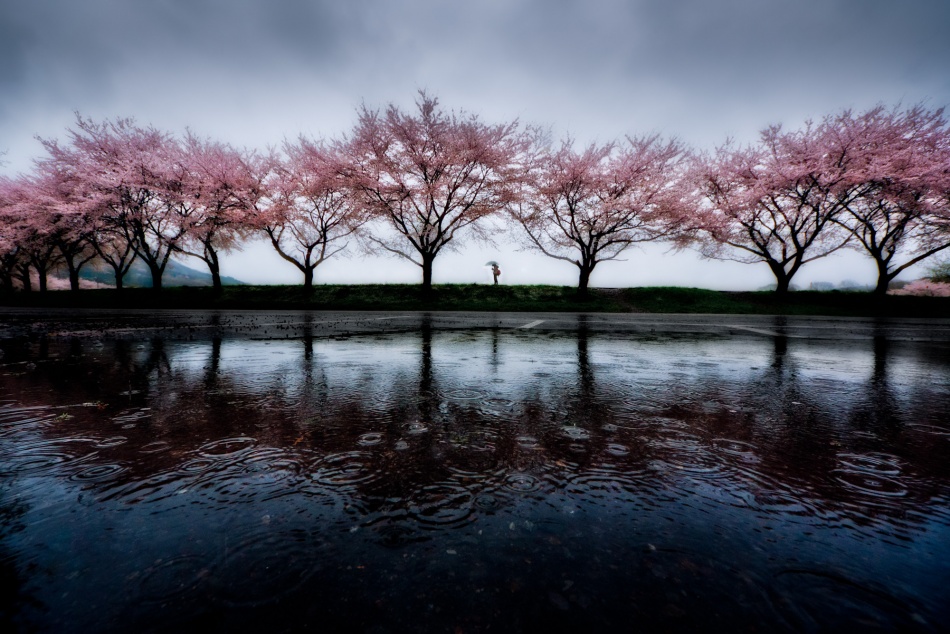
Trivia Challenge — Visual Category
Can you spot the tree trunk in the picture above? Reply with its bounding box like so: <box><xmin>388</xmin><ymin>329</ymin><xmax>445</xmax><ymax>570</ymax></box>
<box><xmin>149</xmin><ymin>263</ymin><xmax>163</xmax><ymax>291</ymax></box>
<box><xmin>577</xmin><ymin>266</ymin><xmax>593</xmax><ymax>298</ymax></box>
<box><xmin>18</xmin><ymin>265</ymin><xmax>31</xmax><ymax>292</ymax></box>
<box><xmin>872</xmin><ymin>259</ymin><xmax>894</xmax><ymax>296</ymax></box>
<box><xmin>37</xmin><ymin>268</ymin><xmax>48</xmax><ymax>293</ymax></box>
<box><xmin>421</xmin><ymin>255</ymin><xmax>434</xmax><ymax>292</ymax></box>
<box><xmin>873</xmin><ymin>275</ymin><xmax>893</xmax><ymax>296</ymax></box>
<box><xmin>768</xmin><ymin>261</ymin><xmax>791</xmax><ymax>295</ymax></box>
<box><xmin>206</xmin><ymin>247</ymin><xmax>223</xmax><ymax>294</ymax></box>
<box><xmin>114</xmin><ymin>270</ymin><xmax>124</xmax><ymax>291</ymax></box>
<box><xmin>303</xmin><ymin>267</ymin><xmax>314</xmax><ymax>290</ymax></box>
<box><xmin>61</xmin><ymin>247</ymin><xmax>89</xmax><ymax>292</ymax></box>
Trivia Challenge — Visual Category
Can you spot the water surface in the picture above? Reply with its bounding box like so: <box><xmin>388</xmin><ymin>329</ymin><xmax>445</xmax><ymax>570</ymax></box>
<box><xmin>1</xmin><ymin>311</ymin><xmax>949</xmax><ymax>632</ymax></box>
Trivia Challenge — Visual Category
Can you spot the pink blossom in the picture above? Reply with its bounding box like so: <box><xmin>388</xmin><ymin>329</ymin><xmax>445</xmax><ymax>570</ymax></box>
<box><xmin>888</xmin><ymin>280</ymin><xmax>950</xmax><ymax>297</ymax></box>
<box><xmin>345</xmin><ymin>92</ymin><xmax>537</xmax><ymax>290</ymax></box>
<box><xmin>513</xmin><ymin>136</ymin><xmax>688</xmax><ymax>294</ymax></box>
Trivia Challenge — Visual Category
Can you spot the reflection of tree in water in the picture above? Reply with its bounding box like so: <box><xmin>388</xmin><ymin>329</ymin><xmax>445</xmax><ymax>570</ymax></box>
<box><xmin>204</xmin><ymin>335</ymin><xmax>222</xmax><ymax>391</ymax></box>
<box><xmin>847</xmin><ymin>330</ymin><xmax>901</xmax><ymax>437</ymax></box>
<box><xmin>651</xmin><ymin>321</ymin><xmax>950</xmax><ymax>524</ymax></box>
<box><xmin>2</xmin><ymin>323</ymin><xmax>949</xmax><ymax>534</ymax></box>
<box><xmin>666</xmin><ymin>317</ymin><xmax>837</xmax><ymax>471</ymax></box>
<box><xmin>280</xmin><ymin>311</ymin><xmax>332</xmax><ymax>436</ymax></box>
<box><xmin>202</xmin><ymin>314</ymin><xmax>224</xmax><ymax>391</ymax></box>
<box><xmin>4</xmin><ymin>319</ymin><xmax>950</xmax><ymax>634</ymax></box>
<box><xmin>758</xmin><ymin>319</ymin><xmax>840</xmax><ymax>481</ymax></box>
<box><xmin>490</xmin><ymin>326</ymin><xmax>500</xmax><ymax>371</ymax></box>
<box><xmin>531</xmin><ymin>315</ymin><xmax>617</xmax><ymax>468</ymax></box>
<box><xmin>0</xmin><ymin>335</ymin><xmax>172</xmax><ymax>407</ymax></box>
<box><xmin>848</xmin><ymin>332</ymin><xmax>950</xmax><ymax>481</ymax></box>
<box><xmin>418</xmin><ymin>314</ymin><xmax>436</xmax><ymax>426</ymax></box>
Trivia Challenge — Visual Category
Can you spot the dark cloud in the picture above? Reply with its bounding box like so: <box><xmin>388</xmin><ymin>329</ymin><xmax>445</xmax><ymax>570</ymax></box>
<box><xmin>2</xmin><ymin>0</ymin><xmax>948</xmax><ymax>162</ymax></box>
<box><xmin>0</xmin><ymin>9</ymin><xmax>35</xmax><ymax>89</ymax></box>
<box><xmin>0</xmin><ymin>1</ymin><xmax>353</xmax><ymax>93</ymax></box>
<box><xmin>636</xmin><ymin>0</ymin><xmax>950</xmax><ymax>85</ymax></box>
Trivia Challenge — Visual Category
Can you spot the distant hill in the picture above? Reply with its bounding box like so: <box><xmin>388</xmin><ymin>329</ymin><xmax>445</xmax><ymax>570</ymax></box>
<box><xmin>81</xmin><ymin>259</ymin><xmax>244</xmax><ymax>288</ymax></box>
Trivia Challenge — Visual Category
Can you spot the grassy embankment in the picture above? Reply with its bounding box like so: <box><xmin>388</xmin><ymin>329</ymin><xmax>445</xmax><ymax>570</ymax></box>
<box><xmin>1</xmin><ymin>284</ymin><xmax>949</xmax><ymax>317</ymax></box>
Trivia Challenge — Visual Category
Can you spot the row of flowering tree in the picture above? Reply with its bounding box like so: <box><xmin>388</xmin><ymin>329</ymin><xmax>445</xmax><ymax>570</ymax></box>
<box><xmin>1</xmin><ymin>95</ymin><xmax>949</xmax><ymax>295</ymax></box>
<box><xmin>0</xmin><ymin>117</ymin><xmax>265</xmax><ymax>293</ymax></box>
<box><xmin>690</xmin><ymin>105</ymin><xmax>950</xmax><ymax>294</ymax></box>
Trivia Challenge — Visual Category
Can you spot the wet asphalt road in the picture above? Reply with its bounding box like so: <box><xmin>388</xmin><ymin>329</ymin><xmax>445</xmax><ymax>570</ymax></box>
<box><xmin>1</xmin><ymin>308</ymin><xmax>950</xmax><ymax>343</ymax></box>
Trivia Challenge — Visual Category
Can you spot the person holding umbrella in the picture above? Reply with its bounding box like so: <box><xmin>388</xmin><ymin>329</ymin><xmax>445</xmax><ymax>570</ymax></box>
<box><xmin>486</xmin><ymin>261</ymin><xmax>501</xmax><ymax>285</ymax></box>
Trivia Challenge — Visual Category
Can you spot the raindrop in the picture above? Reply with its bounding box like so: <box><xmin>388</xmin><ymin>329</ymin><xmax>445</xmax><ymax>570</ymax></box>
<box><xmin>834</xmin><ymin>470</ymin><xmax>907</xmax><ymax>498</ymax></box>
<box><xmin>198</xmin><ymin>437</ymin><xmax>257</xmax><ymax>457</ymax></box>
<box><xmin>504</xmin><ymin>473</ymin><xmax>541</xmax><ymax>493</ymax></box>
<box><xmin>69</xmin><ymin>463</ymin><xmax>128</xmax><ymax>483</ymax></box>
<box><xmin>562</xmin><ymin>426</ymin><xmax>590</xmax><ymax>441</ymax></box>
<box><xmin>407</xmin><ymin>422</ymin><xmax>428</xmax><ymax>435</ymax></box>
<box><xmin>357</xmin><ymin>432</ymin><xmax>384</xmax><ymax>446</ymax></box>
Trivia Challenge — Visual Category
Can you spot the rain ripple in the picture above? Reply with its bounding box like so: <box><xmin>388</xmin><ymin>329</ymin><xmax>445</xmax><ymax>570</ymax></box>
<box><xmin>445</xmin><ymin>388</ymin><xmax>486</xmax><ymax>401</ymax></box>
<box><xmin>561</xmin><ymin>426</ymin><xmax>590</xmax><ymax>441</ymax></box>
<box><xmin>407</xmin><ymin>482</ymin><xmax>475</xmax><ymax>529</ymax></box>
<box><xmin>649</xmin><ymin>437</ymin><xmax>726</xmax><ymax>477</ymax></box>
<box><xmin>198</xmin><ymin>437</ymin><xmax>257</xmax><ymax>458</ymax></box>
<box><xmin>564</xmin><ymin>466</ymin><xmax>648</xmax><ymax>502</ymax></box>
<box><xmin>711</xmin><ymin>438</ymin><xmax>761</xmax><ymax>465</ymax></box>
<box><xmin>834</xmin><ymin>470</ymin><xmax>908</xmax><ymax>499</ymax></box>
<box><xmin>833</xmin><ymin>452</ymin><xmax>908</xmax><ymax>500</ymax></box>
<box><xmin>356</xmin><ymin>432</ymin><xmax>384</xmax><ymax>446</ymax></box>
<box><xmin>310</xmin><ymin>450</ymin><xmax>381</xmax><ymax>487</ymax></box>
<box><xmin>187</xmin><ymin>449</ymin><xmax>308</xmax><ymax>506</ymax></box>
<box><xmin>503</xmin><ymin>472</ymin><xmax>542</xmax><ymax>493</ymax></box>
<box><xmin>68</xmin><ymin>463</ymin><xmax>129</xmax><ymax>483</ymax></box>
<box><xmin>0</xmin><ymin>441</ymin><xmax>97</xmax><ymax>477</ymax></box>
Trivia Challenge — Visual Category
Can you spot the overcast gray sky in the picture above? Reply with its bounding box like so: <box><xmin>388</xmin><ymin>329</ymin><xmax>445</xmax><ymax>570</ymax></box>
<box><xmin>2</xmin><ymin>0</ymin><xmax>949</xmax><ymax>289</ymax></box>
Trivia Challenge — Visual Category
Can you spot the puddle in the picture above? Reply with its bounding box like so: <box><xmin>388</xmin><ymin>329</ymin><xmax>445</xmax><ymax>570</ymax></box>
<box><xmin>0</xmin><ymin>315</ymin><xmax>948</xmax><ymax>631</ymax></box>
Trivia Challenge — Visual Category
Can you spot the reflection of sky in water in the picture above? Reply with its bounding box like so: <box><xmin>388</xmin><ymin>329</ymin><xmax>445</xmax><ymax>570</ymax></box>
<box><xmin>158</xmin><ymin>333</ymin><xmax>942</xmax><ymax>421</ymax></box>
<box><xmin>1</xmin><ymin>323</ymin><xmax>949</xmax><ymax>631</ymax></box>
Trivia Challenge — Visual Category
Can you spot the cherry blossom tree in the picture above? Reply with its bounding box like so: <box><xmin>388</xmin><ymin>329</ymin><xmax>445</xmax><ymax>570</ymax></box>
<box><xmin>689</xmin><ymin>121</ymin><xmax>856</xmax><ymax>293</ymax></box>
<box><xmin>829</xmin><ymin>105</ymin><xmax>950</xmax><ymax>295</ymax></box>
<box><xmin>29</xmin><ymin>161</ymin><xmax>99</xmax><ymax>291</ymax></box>
<box><xmin>38</xmin><ymin>130</ymin><xmax>136</xmax><ymax>291</ymax></box>
<box><xmin>260</xmin><ymin>139</ymin><xmax>364</xmax><ymax>289</ymax></box>
<box><xmin>39</xmin><ymin>116</ymin><xmax>187</xmax><ymax>291</ymax></box>
<box><xmin>134</xmin><ymin>136</ymin><xmax>199</xmax><ymax>291</ymax></box>
<box><xmin>89</xmin><ymin>220</ymin><xmax>137</xmax><ymax>290</ymax></box>
<box><xmin>345</xmin><ymin>92</ymin><xmax>536</xmax><ymax>290</ymax></box>
<box><xmin>0</xmin><ymin>175</ymin><xmax>63</xmax><ymax>293</ymax></box>
<box><xmin>0</xmin><ymin>246</ymin><xmax>18</xmax><ymax>292</ymax></box>
<box><xmin>513</xmin><ymin>136</ymin><xmax>688</xmax><ymax>295</ymax></box>
<box><xmin>0</xmin><ymin>177</ymin><xmax>23</xmax><ymax>292</ymax></box>
<box><xmin>176</xmin><ymin>134</ymin><xmax>264</xmax><ymax>292</ymax></box>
